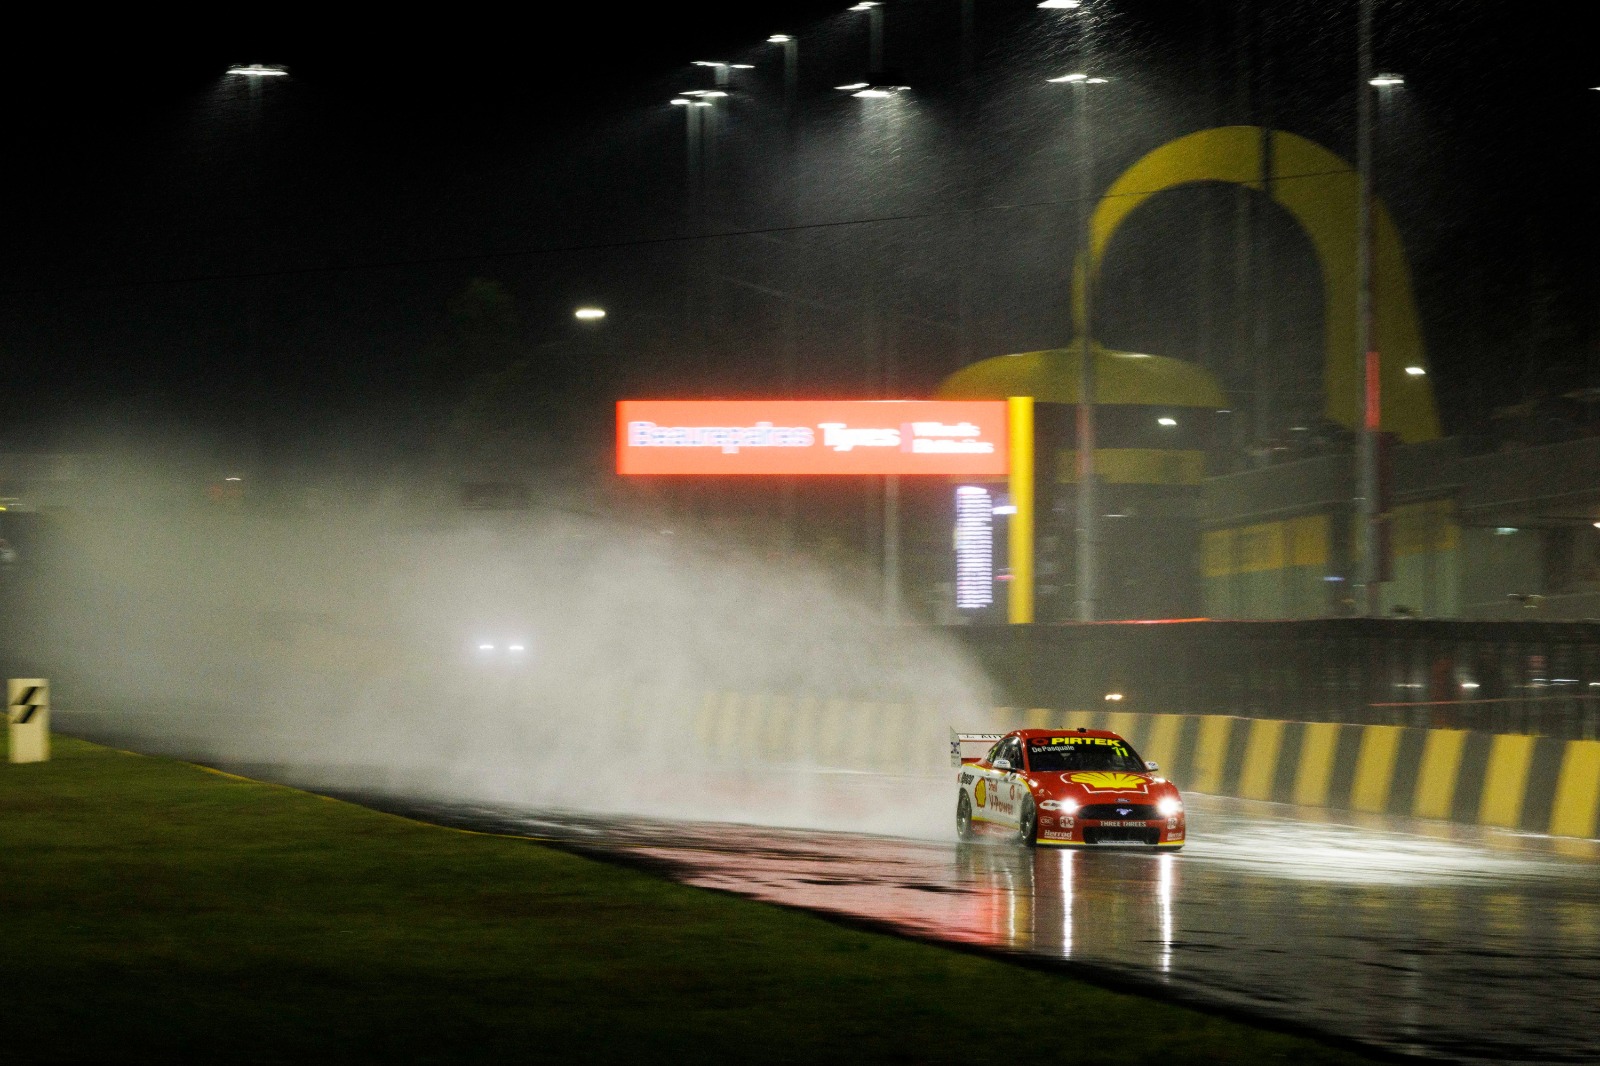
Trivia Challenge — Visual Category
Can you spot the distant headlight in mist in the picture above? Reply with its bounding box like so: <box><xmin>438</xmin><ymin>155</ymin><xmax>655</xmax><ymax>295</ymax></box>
<box><xmin>1157</xmin><ymin>797</ymin><xmax>1183</xmax><ymax>817</ymax></box>
<box><xmin>474</xmin><ymin>640</ymin><xmax>529</xmax><ymax>657</ymax></box>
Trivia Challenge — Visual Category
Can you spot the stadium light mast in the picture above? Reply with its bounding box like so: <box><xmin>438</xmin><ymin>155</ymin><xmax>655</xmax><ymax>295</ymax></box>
<box><xmin>1048</xmin><ymin>70</ymin><xmax>1108</xmax><ymax>622</ymax></box>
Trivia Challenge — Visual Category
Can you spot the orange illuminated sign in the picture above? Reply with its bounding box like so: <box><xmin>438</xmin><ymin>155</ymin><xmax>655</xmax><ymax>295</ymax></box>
<box><xmin>617</xmin><ymin>400</ymin><xmax>1009</xmax><ymax>476</ymax></box>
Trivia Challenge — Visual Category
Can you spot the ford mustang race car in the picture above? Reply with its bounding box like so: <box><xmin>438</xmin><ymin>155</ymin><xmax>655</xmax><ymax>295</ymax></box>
<box><xmin>951</xmin><ymin>728</ymin><xmax>1185</xmax><ymax>849</ymax></box>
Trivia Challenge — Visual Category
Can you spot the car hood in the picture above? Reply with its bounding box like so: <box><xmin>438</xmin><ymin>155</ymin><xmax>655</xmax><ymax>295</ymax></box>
<box><xmin>1031</xmin><ymin>771</ymin><xmax>1178</xmax><ymax>801</ymax></box>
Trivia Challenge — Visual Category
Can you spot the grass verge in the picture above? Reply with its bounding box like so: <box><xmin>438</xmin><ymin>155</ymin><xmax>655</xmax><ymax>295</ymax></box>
<box><xmin>0</xmin><ymin>736</ymin><xmax>1375</xmax><ymax>1064</ymax></box>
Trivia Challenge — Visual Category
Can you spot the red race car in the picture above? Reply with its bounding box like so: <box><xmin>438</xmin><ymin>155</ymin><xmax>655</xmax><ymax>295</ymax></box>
<box><xmin>950</xmin><ymin>728</ymin><xmax>1185</xmax><ymax>849</ymax></box>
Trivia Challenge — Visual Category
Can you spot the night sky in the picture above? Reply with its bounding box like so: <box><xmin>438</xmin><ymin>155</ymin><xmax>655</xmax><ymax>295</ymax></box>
<box><xmin>1</xmin><ymin>2</ymin><xmax>1594</xmax><ymax>477</ymax></box>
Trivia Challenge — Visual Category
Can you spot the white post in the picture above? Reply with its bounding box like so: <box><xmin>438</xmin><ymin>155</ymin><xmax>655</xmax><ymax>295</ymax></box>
<box><xmin>7</xmin><ymin>678</ymin><xmax>49</xmax><ymax>764</ymax></box>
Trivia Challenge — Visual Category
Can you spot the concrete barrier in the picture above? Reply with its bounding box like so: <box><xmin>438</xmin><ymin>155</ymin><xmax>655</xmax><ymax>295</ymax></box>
<box><xmin>697</xmin><ymin>693</ymin><xmax>1600</xmax><ymax>840</ymax></box>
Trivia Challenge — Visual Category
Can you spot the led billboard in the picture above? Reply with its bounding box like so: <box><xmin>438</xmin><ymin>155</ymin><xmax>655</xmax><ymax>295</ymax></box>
<box><xmin>617</xmin><ymin>400</ymin><xmax>1009</xmax><ymax>476</ymax></box>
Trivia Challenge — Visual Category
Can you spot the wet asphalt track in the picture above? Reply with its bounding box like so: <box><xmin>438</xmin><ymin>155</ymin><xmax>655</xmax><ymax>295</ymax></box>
<box><xmin>344</xmin><ymin>788</ymin><xmax>1600</xmax><ymax>1064</ymax></box>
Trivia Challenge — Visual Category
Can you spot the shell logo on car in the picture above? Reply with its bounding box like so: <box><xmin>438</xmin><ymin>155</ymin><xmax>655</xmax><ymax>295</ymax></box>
<box><xmin>974</xmin><ymin>778</ymin><xmax>988</xmax><ymax>807</ymax></box>
<box><xmin>1066</xmin><ymin>771</ymin><xmax>1150</xmax><ymax>793</ymax></box>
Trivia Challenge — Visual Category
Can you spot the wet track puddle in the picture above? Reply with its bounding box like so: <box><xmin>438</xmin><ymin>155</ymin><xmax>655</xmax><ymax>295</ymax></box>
<box><xmin>350</xmin><ymin>791</ymin><xmax>1600</xmax><ymax>1064</ymax></box>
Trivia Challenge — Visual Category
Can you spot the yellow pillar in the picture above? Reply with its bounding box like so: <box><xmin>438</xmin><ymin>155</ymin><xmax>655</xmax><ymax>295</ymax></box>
<box><xmin>1008</xmin><ymin>396</ymin><xmax>1035</xmax><ymax>624</ymax></box>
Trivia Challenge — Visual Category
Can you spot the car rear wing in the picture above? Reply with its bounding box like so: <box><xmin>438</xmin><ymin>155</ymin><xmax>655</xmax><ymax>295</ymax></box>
<box><xmin>950</xmin><ymin>729</ymin><xmax>1006</xmax><ymax>768</ymax></box>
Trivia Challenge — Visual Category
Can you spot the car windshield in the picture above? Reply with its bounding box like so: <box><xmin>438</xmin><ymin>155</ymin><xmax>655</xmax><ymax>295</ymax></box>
<box><xmin>1026</xmin><ymin>737</ymin><xmax>1146</xmax><ymax>774</ymax></box>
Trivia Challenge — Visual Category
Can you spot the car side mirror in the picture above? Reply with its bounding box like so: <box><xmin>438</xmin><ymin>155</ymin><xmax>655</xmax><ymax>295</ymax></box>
<box><xmin>1145</xmin><ymin>760</ymin><xmax>1160</xmax><ymax>771</ymax></box>
<box><xmin>992</xmin><ymin>758</ymin><xmax>1013</xmax><ymax>772</ymax></box>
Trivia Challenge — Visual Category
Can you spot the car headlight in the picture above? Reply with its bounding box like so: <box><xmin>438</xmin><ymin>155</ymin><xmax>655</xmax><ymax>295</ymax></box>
<box><xmin>1039</xmin><ymin>799</ymin><xmax>1080</xmax><ymax>814</ymax></box>
<box><xmin>1157</xmin><ymin>797</ymin><xmax>1183</xmax><ymax>817</ymax></box>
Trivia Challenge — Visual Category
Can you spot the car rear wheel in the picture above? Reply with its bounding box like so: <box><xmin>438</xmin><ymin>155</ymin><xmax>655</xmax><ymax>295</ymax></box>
<box><xmin>956</xmin><ymin>791</ymin><xmax>976</xmax><ymax>841</ymax></box>
<box><xmin>1015</xmin><ymin>797</ymin><xmax>1038</xmax><ymax>848</ymax></box>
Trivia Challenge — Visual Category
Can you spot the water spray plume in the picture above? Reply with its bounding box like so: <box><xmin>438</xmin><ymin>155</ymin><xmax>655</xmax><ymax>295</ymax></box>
<box><xmin>39</xmin><ymin>471</ymin><xmax>997</xmax><ymax>839</ymax></box>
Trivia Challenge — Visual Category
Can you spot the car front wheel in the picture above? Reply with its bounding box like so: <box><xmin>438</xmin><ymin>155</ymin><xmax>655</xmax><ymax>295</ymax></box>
<box><xmin>1015</xmin><ymin>797</ymin><xmax>1038</xmax><ymax>848</ymax></box>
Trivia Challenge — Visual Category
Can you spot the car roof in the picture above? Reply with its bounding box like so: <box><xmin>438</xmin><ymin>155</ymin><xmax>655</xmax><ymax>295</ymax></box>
<box><xmin>1013</xmin><ymin>728</ymin><xmax>1126</xmax><ymax>742</ymax></box>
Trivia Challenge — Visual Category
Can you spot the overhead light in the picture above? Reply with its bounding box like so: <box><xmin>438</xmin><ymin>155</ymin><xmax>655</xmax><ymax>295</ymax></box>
<box><xmin>848</xmin><ymin>2</ymin><xmax>879</xmax><ymax>9</ymax></box>
<box><xmin>1495</xmin><ymin>527</ymin><xmax>1518</xmax><ymax>535</ymax></box>
<box><xmin>226</xmin><ymin>64</ymin><xmax>287</xmax><ymax>77</ymax></box>
<box><xmin>680</xmin><ymin>90</ymin><xmax>708</xmax><ymax>96</ymax></box>
<box><xmin>768</xmin><ymin>35</ymin><xmax>792</xmax><ymax>43</ymax></box>
<box><xmin>574</xmin><ymin>307</ymin><xmax>606</xmax><ymax>321</ymax></box>
<box><xmin>1369</xmin><ymin>73</ymin><xmax>1405</xmax><ymax>87</ymax></box>
<box><xmin>1049</xmin><ymin>72</ymin><xmax>1090</xmax><ymax>83</ymax></box>
<box><xmin>840</xmin><ymin>84</ymin><xmax>908</xmax><ymax>97</ymax></box>
<box><xmin>730</xmin><ymin>64</ymin><xmax>754</xmax><ymax>70</ymax></box>
<box><xmin>1405</xmin><ymin>365</ymin><xmax>1426</xmax><ymax>376</ymax></box>
<box><xmin>1038</xmin><ymin>0</ymin><xmax>1082</xmax><ymax>7</ymax></box>
<box><xmin>692</xmin><ymin>61</ymin><xmax>722</xmax><ymax>67</ymax></box>
<box><xmin>224</xmin><ymin>476</ymin><xmax>242</xmax><ymax>482</ymax></box>
<box><xmin>1086</xmin><ymin>77</ymin><xmax>1109</xmax><ymax>84</ymax></box>
<box><xmin>700</xmin><ymin>90</ymin><xmax>729</xmax><ymax>98</ymax></box>
<box><xmin>1591</xmin><ymin>522</ymin><xmax>1600</xmax><ymax>529</ymax></box>
<box><xmin>693</xmin><ymin>101</ymin><xmax>712</xmax><ymax>107</ymax></box>
<box><xmin>1104</xmin><ymin>692</ymin><xmax>1124</xmax><ymax>701</ymax></box>
<box><xmin>1157</xmin><ymin>417</ymin><xmax>1177</xmax><ymax>427</ymax></box>
<box><xmin>670</xmin><ymin>98</ymin><xmax>691</xmax><ymax>105</ymax></box>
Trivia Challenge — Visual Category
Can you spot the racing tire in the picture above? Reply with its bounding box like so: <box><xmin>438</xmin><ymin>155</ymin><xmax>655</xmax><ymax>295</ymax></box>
<box><xmin>956</xmin><ymin>791</ymin><xmax>976</xmax><ymax>842</ymax></box>
<box><xmin>1015</xmin><ymin>797</ymin><xmax>1038</xmax><ymax>849</ymax></box>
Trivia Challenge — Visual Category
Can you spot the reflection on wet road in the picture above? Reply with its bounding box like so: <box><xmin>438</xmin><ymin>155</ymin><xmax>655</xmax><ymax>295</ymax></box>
<box><xmin>366</xmin><ymin>791</ymin><xmax>1600</xmax><ymax>1063</ymax></box>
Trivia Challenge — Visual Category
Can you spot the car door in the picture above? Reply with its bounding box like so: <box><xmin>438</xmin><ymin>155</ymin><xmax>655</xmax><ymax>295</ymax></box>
<box><xmin>977</xmin><ymin>736</ymin><xmax>1024</xmax><ymax>828</ymax></box>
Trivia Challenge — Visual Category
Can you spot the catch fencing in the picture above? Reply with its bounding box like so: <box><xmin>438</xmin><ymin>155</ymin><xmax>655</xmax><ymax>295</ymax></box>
<box><xmin>944</xmin><ymin>619</ymin><xmax>1600</xmax><ymax>740</ymax></box>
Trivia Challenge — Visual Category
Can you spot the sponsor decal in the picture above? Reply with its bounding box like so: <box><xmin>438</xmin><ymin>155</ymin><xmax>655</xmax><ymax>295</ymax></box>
<box><xmin>1067</xmin><ymin>772</ymin><xmax>1150</xmax><ymax>793</ymax></box>
<box><xmin>974</xmin><ymin>778</ymin><xmax>988</xmax><ymax>807</ymax></box>
<box><xmin>1042</xmin><ymin>736</ymin><xmax>1125</xmax><ymax>746</ymax></box>
<box><xmin>959</xmin><ymin>772</ymin><xmax>974</xmax><ymax>786</ymax></box>
<box><xmin>617</xmin><ymin>400</ymin><xmax>1007</xmax><ymax>476</ymax></box>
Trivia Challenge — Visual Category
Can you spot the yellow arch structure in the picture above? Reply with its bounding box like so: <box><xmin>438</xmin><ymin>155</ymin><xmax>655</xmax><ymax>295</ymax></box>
<box><xmin>1077</xmin><ymin>126</ymin><xmax>1441</xmax><ymax>442</ymax></box>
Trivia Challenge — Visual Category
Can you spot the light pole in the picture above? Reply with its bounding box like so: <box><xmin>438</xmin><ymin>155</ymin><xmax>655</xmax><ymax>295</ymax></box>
<box><xmin>1355</xmin><ymin>0</ymin><xmax>1399</xmax><ymax>616</ymax></box>
<box><xmin>768</xmin><ymin>34</ymin><xmax>802</xmax><ymax>553</ymax></box>
<box><xmin>849</xmin><ymin>2</ymin><xmax>885</xmax><ymax>74</ymax></box>
<box><xmin>1049</xmin><ymin>71</ymin><xmax>1108</xmax><ymax>622</ymax></box>
<box><xmin>669</xmin><ymin>93</ymin><xmax>720</xmax><ymax>208</ymax></box>
<box><xmin>837</xmin><ymin>80</ymin><xmax>911</xmax><ymax>622</ymax></box>
<box><xmin>671</xmin><ymin>92</ymin><xmax>722</xmax><ymax>369</ymax></box>
<box><xmin>692</xmin><ymin>60</ymin><xmax>754</xmax><ymax>88</ymax></box>
<box><xmin>767</xmin><ymin>36</ymin><xmax>799</xmax><ymax>118</ymax></box>
<box><xmin>221</xmin><ymin>63</ymin><xmax>289</xmax><ymax>480</ymax></box>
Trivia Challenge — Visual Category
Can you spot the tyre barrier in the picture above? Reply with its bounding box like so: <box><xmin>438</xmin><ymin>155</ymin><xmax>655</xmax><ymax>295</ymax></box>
<box><xmin>696</xmin><ymin>693</ymin><xmax>1600</xmax><ymax>840</ymax></box>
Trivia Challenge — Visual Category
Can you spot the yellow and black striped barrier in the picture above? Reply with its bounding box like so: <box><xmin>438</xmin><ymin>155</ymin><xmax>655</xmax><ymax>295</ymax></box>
<box><xmin>695</xmin><ymin>693</ymin><xmax>1600</xmax><ymax>840</ymax></box>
